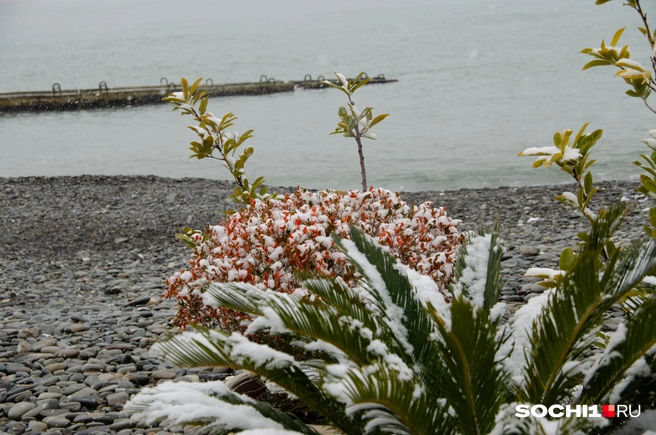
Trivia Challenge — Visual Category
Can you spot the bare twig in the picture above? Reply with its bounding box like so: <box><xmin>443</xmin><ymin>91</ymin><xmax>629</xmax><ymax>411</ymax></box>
<box><xmin>354</xmin><ymin>124</ymin><xmax>368</xmax><ymax>192</ymax></box>
<box><xmin>643</xmin><ymin>97</ymin><xmax>656</xmax><ymax>115</ymax></box>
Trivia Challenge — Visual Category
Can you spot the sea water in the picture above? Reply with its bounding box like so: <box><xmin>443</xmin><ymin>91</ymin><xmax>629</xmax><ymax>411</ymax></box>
<box><xmin>0</xmin><ymin>0</ymin><xmax>654</xmax><ymax>191</ymax></box>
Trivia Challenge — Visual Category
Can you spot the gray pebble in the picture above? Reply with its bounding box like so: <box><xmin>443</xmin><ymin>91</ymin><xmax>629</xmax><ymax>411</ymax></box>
<box><xmin>107</xmin><ymin>392</ymin><xmax>129</xmax><ymax>406</ymax></box>
<box><xmin>43</xmin><ymin>416</ymin><xmax>70</xmax><ymax>428</ymax></box>
<box><xmin>7</xmin><ymin>402</ymin><xmax>35</xmax><ymax>420</ymax></box>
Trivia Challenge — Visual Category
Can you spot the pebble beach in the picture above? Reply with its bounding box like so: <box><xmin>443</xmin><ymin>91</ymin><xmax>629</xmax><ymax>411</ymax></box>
<box><xmin>0</xmin><ymin>175</ymin><xmax>650</xmax><ymax>435</ymax></box>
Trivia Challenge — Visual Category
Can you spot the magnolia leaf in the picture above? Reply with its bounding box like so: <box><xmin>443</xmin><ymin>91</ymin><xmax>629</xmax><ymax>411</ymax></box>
<box><xmin>577</xmin><ymin>187</ymin><xmax>585</xmax><ymax>207</ymax></box>
<box><xmin>649</xmin><ymin>208</ymin><xmax>656</xmax><ymax>228</ymax></box>
<box><xmin>584</xmin><ymin>172</ymin><xmax>593</xmax><ymax>194</ymax></box>
<box><xmin>573</xmin><ymin>123</ymin><xmax>589</xmax><ymax>147</ymax></box>
<box><xmin>323</xmin><ymin>81</ymin><xmax>350</xmax><ymax>96</ymax></box>
<box><xmin>199</xmin><ymin>98</ymin><xmax>209</xmax><ymax>115</ymax></box>
<box><xmin>190</xmin><ymin>77</ymin><xmax>203</xmax><ymax>94</ymax></box>
<box><xmin>553</xmin><ymin>132</ymin><xmax>562</xmax><ymax>147</ymax></box>
<box><xmin>175</xmin><ymin>233</ymin><xmax>197</xmax><ymax>248</ymax></box>
<box><xmin>561</xmin><ymin>129</ymin><xmax>573</xmax><ymax>151</ymax></box>
<box><xmin>181</xmin><ymin>77</ymin><xmax>189</xmax><ymax>99</ymax></box>
<box><xmin>369</xmin><ymin>113</ymin><xmax>389</xmax><ymax>129</ymax></box>
<box><xmin>611</xmin><ymin>28</ymin><xmax>626</xmax><ymax>46</ymax></box>
<box><xmin>583</xmin><ymin>59</ymin><xmax>613</xmax><ymax>70</ymax></box>
<box><xmin>643</xmin><ymin>176</ymin><xmax>656</xmax><ymax>194</ymax></box>
<box><xmin>618</xmin><ymin>45</ymin><xmax>630</xmax><ymax>59</ymax></box>
<box><xmin>350</xmin><ymin>77</ymin><xmax>371</xmax><ymax>95</ymax></box>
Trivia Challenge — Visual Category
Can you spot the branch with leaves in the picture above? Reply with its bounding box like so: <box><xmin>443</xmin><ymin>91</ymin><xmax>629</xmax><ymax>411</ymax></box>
<box><xmin>164</xmin><ymin>77</ymin><xmax>271</xmax><ymax>204</ymax></box>
<box><xmin>583</xmin><ymin>0</ymin><xmax>656</xmax><ymax>238</ymax></box>
<box><xmin>518</xmin><ymin>123</ymin><xmax>602</xmax><ymax>223</ymax></box>
<box><xmin>323</xmin><ymin>72</ymin><xmax>389</xmax><ymax>192</ymax></box>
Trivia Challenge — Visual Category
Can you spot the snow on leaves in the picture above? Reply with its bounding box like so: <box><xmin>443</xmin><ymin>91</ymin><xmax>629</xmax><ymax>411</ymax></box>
<box><xmin>165</xmin><ymin>187</ymin><xmax>463</xmax><ymax>330</ymax></box>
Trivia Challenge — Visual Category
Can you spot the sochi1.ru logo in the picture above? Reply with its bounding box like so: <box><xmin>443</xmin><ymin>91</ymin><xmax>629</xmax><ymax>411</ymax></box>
<box><xmin>515</xmin><ymin>404</ymin><xmax>641</xmax><ymax>418</ymax></box>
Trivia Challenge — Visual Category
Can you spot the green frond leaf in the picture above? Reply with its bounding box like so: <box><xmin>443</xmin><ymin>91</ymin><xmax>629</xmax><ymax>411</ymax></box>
<box><xmin>156</xmin><ymin>328</ymin><xmax>355</xmax><ymax>433</ymax></box>
<box><xmin>335</xmin><ymin>227</ymin><xmax>450</xmax><ymax>398</ymax></box>
<box><xmin>579</xmin><ymin>295</ymin><xmax>656</xmax><ymax>404</ymax></box>
<box><xmin>125</xmin><ymin>378</ymin><xmax>318</xmax><ymax>435</ymax></box>
<box><xmin>340</xmin><ymin>362</ymin><xmax>457</xmax><ymax>435</ymax></box>
<box><xmin>431</xmin><ymin>297</ymin><xmax>509</xmax><ymax>435</ymax></box>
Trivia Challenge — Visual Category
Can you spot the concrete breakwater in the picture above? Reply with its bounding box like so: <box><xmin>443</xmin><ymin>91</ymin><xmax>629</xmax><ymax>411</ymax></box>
<box><xmin>0</xmin><ymin>75</ymin><xmax>398</xmax><ymax>114</ymax></box>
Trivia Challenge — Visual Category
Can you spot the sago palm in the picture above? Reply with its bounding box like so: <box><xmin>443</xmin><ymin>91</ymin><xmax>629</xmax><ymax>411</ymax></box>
<box><xmin>126</xmin><ymin>212</ymin><xmax>656</xmax><ymax>435</ymax></box>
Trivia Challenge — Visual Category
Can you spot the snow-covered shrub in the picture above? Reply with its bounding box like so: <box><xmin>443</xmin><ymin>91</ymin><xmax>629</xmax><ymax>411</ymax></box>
<box><xmin>165</xmin><ymin>187</ymin><xmax>463</xmax><ymax>330</ymax></box>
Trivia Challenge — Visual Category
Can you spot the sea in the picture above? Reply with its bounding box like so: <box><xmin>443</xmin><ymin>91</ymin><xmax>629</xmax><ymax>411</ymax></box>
<box><xmin>1</xmin><ymin>0</ymin><xmax>655</xmax><ymax>192</ymax></box>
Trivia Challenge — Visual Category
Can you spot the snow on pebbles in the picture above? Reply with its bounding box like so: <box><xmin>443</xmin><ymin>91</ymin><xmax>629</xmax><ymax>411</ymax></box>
<box><xmin>0</xmin><ymin>176</ymin><xmax>648</xmax><ymax>434</ymax></box>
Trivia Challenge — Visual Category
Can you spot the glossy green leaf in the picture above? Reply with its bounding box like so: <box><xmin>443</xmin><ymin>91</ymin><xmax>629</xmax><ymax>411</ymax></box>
<box><xmin>611</xmin><ymin>28</ymin><xmax>625</xmax><ymax>46</ymax></box>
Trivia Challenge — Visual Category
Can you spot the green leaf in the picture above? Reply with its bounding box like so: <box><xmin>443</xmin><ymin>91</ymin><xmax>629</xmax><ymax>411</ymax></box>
<box><xmin>350</xmin><ymin>77</ymin><xmax>371</xmax><ymax>95</ymax></box>
<box><xmin>199</xmin><ymin>97</ymin><xmax>208</xmax><ymax>115</ymax></box>
<box><xmin>619</xmin><ymin>45</ymin><xmax>630</xmax><ymax>59</ymax></box>
<box><xmin>369</xmin><ymin>113</ymin><xmax>389</xmax><ymax>129</ymax></box>
<box><xmin>611</xmin><ymin>28</ymin><xmax>625</xmax><ymax>46</ymax></box>
<box><xmin>234</xmin><ymin>129</ymin><xmax>254</xmax><ymax>148</ymax></box>
<box><xmin>583</xmin><ymin>187</ymin><xmax>598</xmax><ymax>211</ymax></box>
<box><xmin>190</xmin><ymin>77</ymin><xmax>203</xmax><ymax>94</ymax></box>
<box><xmin>579</xmin><ymin>294</ymin><xmax>656</xmax><ymax>404</ymax></box>
<box><xmin>559</xmin><ymin>247</ymin><xmax>576</xmax><ymax>271</ymax></box>
<box><xmin>584</xmin><ymin>172</ymin><xmax>593</xmax><ymax>195</ymax></box>
<box><xmin>583</xmin><ymin>59</ymin><xmax>613</xmax><ymax>70</ymax></box>
<box><xmin>431</xmin><ymin>297</ymin><xmax>508</xmax><ymax>435</ymax></box>
<box><xmin>520</xmin><ymin>205</ymin><xmax>651</xmax><ymax>406</ymax></box>
<box><xmin>157</xmin><ymin>326</ymin><xmax>347</xmax><ymax>434</ymax></box>
<box><xmin>251</xmin><ymin>176</ymin><xmax>265</xmax><ymax>189</ymax></box>
<box><xmin>583</xmin><ymin>158</ymin><xmax>597</xmax><ymax>172</ymax></box>
<box><xmin>175</xmin><ymin>233</ymin><xmax>197</xmax><ymax>248</ymax></box>
<box><xmin>553</xmin><ymin>132</ymin><xmax>562</xmax><ymax>147</ymax></box>
<box><xmin>641</xmin><ymin>174</ymin><xmax>656</xmax><ymax>193</ymax></box>
<box><xmin>573</xmin><ymin>123</ymin><xmax>589</xmax><ymax>148</ymax></box>
<box><xmin>323</xmin><ymin>81</ymin><xmax>351</xmax><ymax>97</ymax></box>
<box><xmin>561</xmin><ymin>129</ymin><xmax>573</xmax><ymax>152</ymax></box>
<box><xmin>180</xmin><ymin>77</ymin><xmax>189</xmax><ymax>99</ymax></box>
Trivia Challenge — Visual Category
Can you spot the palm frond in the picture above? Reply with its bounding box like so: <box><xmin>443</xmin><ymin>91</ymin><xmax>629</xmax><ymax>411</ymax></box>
<box><xmin>519</xmin><ymin>262</ymin><xmax>602</xmax><ymax>404</ymax></box>
<box><xmin>203</xmin><ymin>281</ymin><xmax>267</xmax><ymax>316</ymax></box>
<box><xmin>337</xmin><ymin>362</ymin><xmax>456</xmax><ymax>435</ymax></box>
<box><xmin>300</xmin><ymin>276</ymin><xmax>381</xmax><ymax>333</ymax></box>
<box><xmin>266</xmin><ymin>291</ymin><xmax>386</xmax><ymax>367</ymax></box>
<box><xmin>430</xmin><ymin>297</ymin><xmax>508</xmax><ymax>435</ymax></box>
<box><xmin>124</xmin><ymin>380</ymin><xmax>318</xmax><ymax>435</ymax></box>
<box><xmin>606</xmin><ymin>238</ymin><xmax>656</xmax><ymax>299</ymax></box>
<box><xmin>336</xmin><ymin>227</ymin><xmax>451</xmax><ymax>399</ymax></box>
<box><xmin>155</xmin><ymin>328</ymin><xmax>355</xmax><ymax>433</ymax></box>
<box><xmin>209</xmin><ymin>279</ymin><xmax>400</xmax><ymax>368</ymax></box>
<box><xmin>484</xmin><ymin>224</ymin><xmax>505</xmax><ymax>311</ymax></box>
<box><xmin>579</xmin><ymin>294</ymin><xmax>656</xmax><ymax>404</ymax></box>
<box><xmin>450</xmin><ymin>224</ymin><xmax>505</xmax><ymax>313</ymax></box>
<box><xmin>519</xmin><ymin>205</ymin><xmax>628</xmax><ymax>405</ymax></box>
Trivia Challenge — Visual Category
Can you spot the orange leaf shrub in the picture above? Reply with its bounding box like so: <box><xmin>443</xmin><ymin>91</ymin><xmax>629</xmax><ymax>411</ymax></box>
<box><xmin>165</xmin><ymin>187</ymin><xmax>464</xmax><ymax>330</ymax></box>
